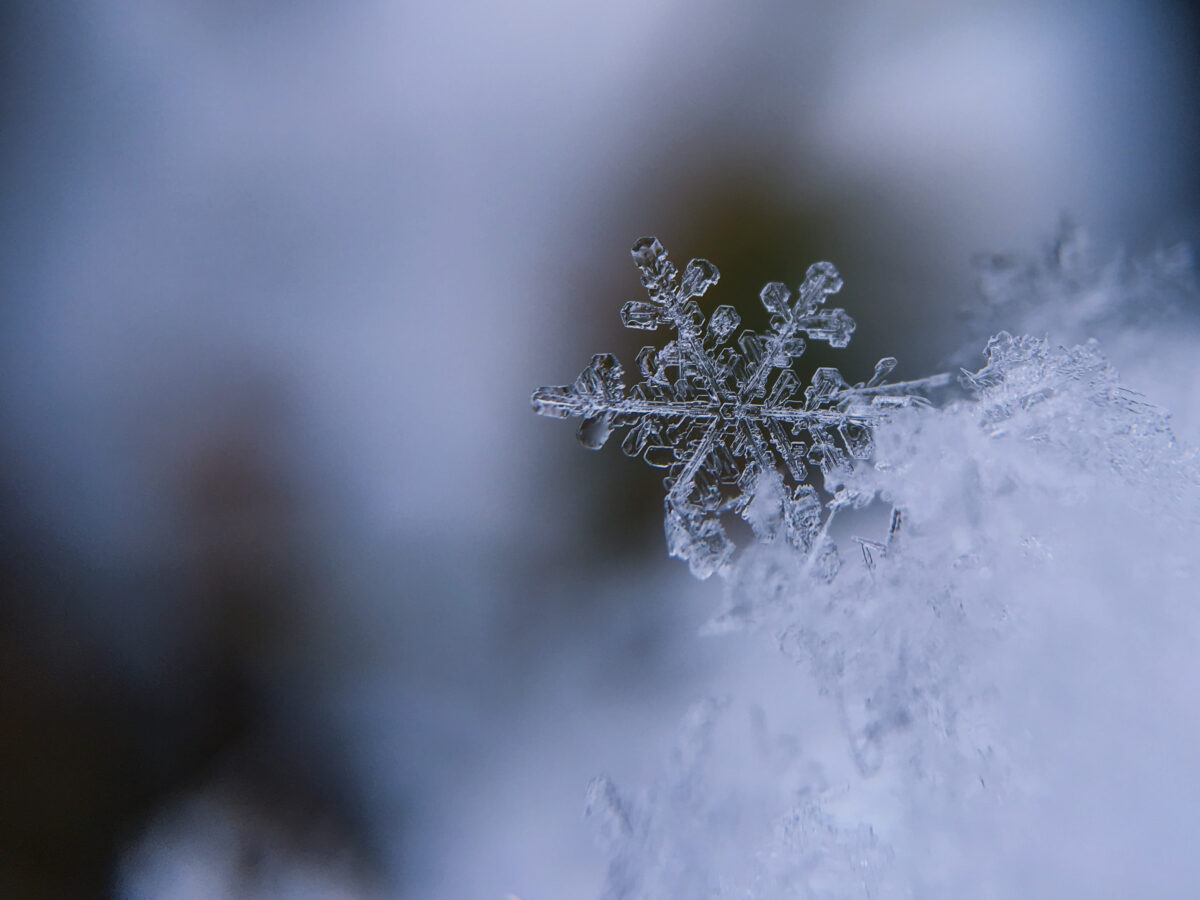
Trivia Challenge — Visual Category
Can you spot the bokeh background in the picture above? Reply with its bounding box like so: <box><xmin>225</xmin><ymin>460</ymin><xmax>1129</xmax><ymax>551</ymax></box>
<box><xmin>2</xmin><ymin>1</ymin><xmax>1198</xmax><ymax>896</ymax></box>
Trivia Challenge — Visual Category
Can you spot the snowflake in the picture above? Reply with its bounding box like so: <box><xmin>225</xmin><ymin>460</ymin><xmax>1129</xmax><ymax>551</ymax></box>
<box><xmin>532</xmin><ymin>237</ymin><xmax>949</xmax><ymax>578</ymax></box>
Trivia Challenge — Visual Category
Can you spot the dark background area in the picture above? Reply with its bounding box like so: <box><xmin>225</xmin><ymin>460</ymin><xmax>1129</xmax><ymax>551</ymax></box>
<box><xmin>2</xmin><ymin>2</ymin><xmax>1198</xmax><ymax>896</ymax></box>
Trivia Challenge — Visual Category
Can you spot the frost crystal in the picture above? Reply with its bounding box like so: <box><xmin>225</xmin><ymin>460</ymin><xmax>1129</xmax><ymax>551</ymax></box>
<box><xmin>532</xmin><ymin>237</ymin><xmax>949</xmax><ymax>578</ymax></box>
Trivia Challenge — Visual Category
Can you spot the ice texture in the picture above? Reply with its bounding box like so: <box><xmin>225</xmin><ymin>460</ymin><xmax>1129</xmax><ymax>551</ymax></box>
<box><xmin>548</xmin><ymin>234</ymin><xmax>1200</xmax><ymax>899</ymax></box>
<box><xmin>587</xmin><ymin>327</ymin><xmax>1200</xmax><ymax>898</ymax></box>
<box><xmin>532</xmin><ymin>238</ymin><xmax>950</xmax><ymax>578</ymax></box>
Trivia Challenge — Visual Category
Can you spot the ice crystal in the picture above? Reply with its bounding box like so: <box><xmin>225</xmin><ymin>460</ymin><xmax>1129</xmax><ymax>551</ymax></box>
<box><xmin>532</xmin><ymin>237</ymin><xmax>949</xmax><ymax>578</ymax></box>
<box><xmin>964</xmin><ymin>223</ymin><xmax>1200</xmax><ymax>443</ymax></box>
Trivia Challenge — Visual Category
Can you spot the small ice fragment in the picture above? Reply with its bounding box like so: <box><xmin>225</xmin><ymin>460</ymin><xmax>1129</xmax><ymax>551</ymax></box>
<box><xmin>621</xmin><ymin>300</ymin><xmax>668</xmax><ymax>330</ymax></box>
<box><xmin>681</xmin><ymin>258</ymin><xmax>720</xmax><ymax>299</ymax></box>
<box><xmin>707</xmin><ymin>305</ymin><xmax>740</xmax><ymax>343</ymax></box>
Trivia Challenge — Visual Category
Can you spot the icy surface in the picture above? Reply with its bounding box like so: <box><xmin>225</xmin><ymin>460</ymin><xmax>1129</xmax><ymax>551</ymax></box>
<box><xmin>532</xmin><ymin>238</ymin><xmax>948</xmax><ymax>578</ymax></box>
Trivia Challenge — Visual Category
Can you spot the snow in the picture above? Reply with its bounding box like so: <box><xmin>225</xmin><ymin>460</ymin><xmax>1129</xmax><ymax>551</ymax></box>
<box><xmin>539</xmin><ymin>235</ymin><xmax>1200</xmax><ymax>898</ymax></box>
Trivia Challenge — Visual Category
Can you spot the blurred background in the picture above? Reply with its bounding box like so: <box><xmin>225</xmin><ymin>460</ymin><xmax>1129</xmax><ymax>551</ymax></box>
<box><xmin>1</xmin><ymin>1</ymin><xmax>1198</xmax><ymax>896</ymax></box>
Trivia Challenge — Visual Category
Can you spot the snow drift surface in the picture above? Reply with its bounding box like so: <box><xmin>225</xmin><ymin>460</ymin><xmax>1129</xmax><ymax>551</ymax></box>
<box><xmin>588</xmin><ymin>233</ymin><xmax>1200</xmax><ymax>898</ymax></box>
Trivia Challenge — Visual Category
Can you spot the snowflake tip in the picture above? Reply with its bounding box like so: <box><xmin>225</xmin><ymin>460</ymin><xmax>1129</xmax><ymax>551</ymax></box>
<box><xmin>680</xmin><ymin>258</ymin><xmax>720</xmax><ymax>299</ymax></box>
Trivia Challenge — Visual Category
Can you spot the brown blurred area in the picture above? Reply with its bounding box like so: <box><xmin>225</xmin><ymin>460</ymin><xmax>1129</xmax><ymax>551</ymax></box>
<box><xmin>0</xmin><ymin>381</ymin><xmax>381</xmax><ymax>897</ymax></box>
